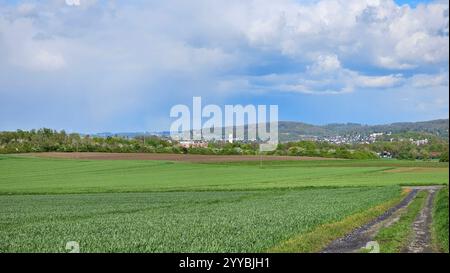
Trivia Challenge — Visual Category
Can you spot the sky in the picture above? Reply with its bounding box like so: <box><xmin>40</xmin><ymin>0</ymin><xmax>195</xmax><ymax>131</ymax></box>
<box><xmin>0</xmin><ymin>0</ymin><xmax>448</xmax><ymax>133</ymax></box>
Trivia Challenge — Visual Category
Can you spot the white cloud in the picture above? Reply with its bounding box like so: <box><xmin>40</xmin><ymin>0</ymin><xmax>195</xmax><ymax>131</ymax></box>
<box><xmin>219</xmin><ymin>51</ymin><xmax>446</xmax><ymax>96</ymax></box>
<box><xmin>410</xmin><ymin>72</ymin><xmax>449</xmax><ymax>88</ymax></box>
<box><xmin>1</xmin><ymin>0</ymin><xmax>447</xmax><ymax>76</ymax></box>
<box><xmin>308</xmin><ymin>55</ymin><xmax>342</xmax><ymax>74</ymax></box>
<box><xmin>238</xmin><ymin>0</ymin><xmax>449</xmax><ymax>69</ymax></box>
<box><xmin>0</xmin><ymin>0</ymin><xmax>448</xmax><ymax>130</ymax></box>
<box><xmin>247</xmin><ymin>54</ymin><xmax>405</xmax><ymax>95</ymax></box>
<box><xmin>355</xmin><ymin>74</ymin><xmax>403</xmax><ymax>88</ymax></box>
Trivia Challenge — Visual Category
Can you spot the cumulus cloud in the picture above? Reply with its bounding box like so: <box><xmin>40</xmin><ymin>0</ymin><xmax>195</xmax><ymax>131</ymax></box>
<box><xmin>0</xmin><ymin>0</ymin><xmax>448</xmax><ymax>130</ymax></box>
<box><xmin>236</xmin><ymin>54</ymin><xmax>406</xmax><ymax>95</ymax></box>
<box><xmin>410</xmin><ymin>72</ymin><xmax>449</xmax><ymax>88</ymax></box>
<box><xmin>308</xmin><ymin>55</ymin><xmax>342</xmax><ymax>74</ymax></box>
<box><xmin>1</xmin><ymin>0</ymin><xmax>447</xmax><ymax>84</ymax></box>
<box><xmin>239</xmin><ymin>0</ymin><xmax>449</xmax><ymax>69</ymax></box>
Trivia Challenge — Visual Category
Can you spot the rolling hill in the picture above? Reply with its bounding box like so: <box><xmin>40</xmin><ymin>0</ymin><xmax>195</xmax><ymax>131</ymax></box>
<box><xmin>278</xmin><ymin>119</ymin><xmax>449</xmax><ymax>141</ymax></box>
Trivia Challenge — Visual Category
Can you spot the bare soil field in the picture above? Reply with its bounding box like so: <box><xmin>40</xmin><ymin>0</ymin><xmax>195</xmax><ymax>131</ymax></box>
<box><xmin>26</xmin><ymin>152</ymin><xmax>339</xmax><ymax>163</ymax></box>
<box><xmin>382</xmin><ymin>167</ymin><xmax>436</xmax><ymax>173</ymax></box>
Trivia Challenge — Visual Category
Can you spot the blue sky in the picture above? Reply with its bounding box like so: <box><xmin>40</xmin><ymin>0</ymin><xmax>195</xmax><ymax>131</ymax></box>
<box><xmin>0</xmin><ymin>0</ymin><xmax>448</xmax><ymax>132</ymax></box>
<box><xmin>395</xmin><ymin>0</ymin><xmax>434</xmax><ymax>7</ymax></box>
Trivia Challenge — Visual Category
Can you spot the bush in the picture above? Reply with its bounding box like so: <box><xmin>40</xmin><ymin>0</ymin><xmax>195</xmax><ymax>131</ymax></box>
<box><xmin>439</xmin><ymin>151</ymin><xmax>449</xmax><ymax>162</ymax></box>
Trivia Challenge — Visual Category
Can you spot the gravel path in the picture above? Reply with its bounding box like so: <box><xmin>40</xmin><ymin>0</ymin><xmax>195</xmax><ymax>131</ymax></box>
<box><xmin>322</xmin><ymin>186</ymin><xmax>443</xmax><ymax>253</ymax></box>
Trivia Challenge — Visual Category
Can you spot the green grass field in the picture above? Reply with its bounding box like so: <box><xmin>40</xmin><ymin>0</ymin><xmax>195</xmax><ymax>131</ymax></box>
<box><xmin>0</xmin><ymin>155</ymin><xmax>447</xmax><ymax>194</ymax></box>
<box><xmin>0</xmin><ymin>155</ymin><xmax>448</xmax><ymax>252</ymax></box>
<box><xmin>1</xmin><ymin>187</ymin><xmax>400</xmax><ymax>252</ymax></box>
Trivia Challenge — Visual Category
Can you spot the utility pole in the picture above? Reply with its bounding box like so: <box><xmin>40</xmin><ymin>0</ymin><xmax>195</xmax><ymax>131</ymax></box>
<box><xmin>259</xmin><ymin>150</ymin><xmax>263</xmax><ymax>169</ymax></box>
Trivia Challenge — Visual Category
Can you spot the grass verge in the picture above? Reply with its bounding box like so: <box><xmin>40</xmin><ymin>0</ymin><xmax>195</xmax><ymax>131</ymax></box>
<box><xmin>374</xmin><ymin>190</ymin><xmax>428</xmax><ymax>253</ymax></box>
<box><xmin>266</xmin><ymin>190</ymin><xmax>407</xmax><ymax>253</ymax></box>
<box><xmin>432</xmin><ymin>187</ymin><xmax>449</xmax><ymax>253</ymax></box>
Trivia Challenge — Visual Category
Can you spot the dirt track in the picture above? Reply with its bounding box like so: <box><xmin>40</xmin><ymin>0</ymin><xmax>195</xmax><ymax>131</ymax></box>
<box><xmin>322</xmin><ymin>186</ymin><xmax>443</xmax><ymax>253</ymax></box>
<box><xmin>322</xmin><ymin>189</ymin><xmax>419</xmax><ymax>253</ymax></box>
<box><xmin>401</xmin><ymin>188</ymin><xmax>438</xmax><ymax>253</ymax></box>
<box><xmin>27</xmin><ymin>152</ymin><xmax>339</xmax><ymax>163</ymax></box>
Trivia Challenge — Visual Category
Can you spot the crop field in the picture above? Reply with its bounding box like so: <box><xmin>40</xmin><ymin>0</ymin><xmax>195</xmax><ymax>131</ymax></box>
<box><xmin>0</xmin><ymin>155</ymin><xmax>447</xmax><ymax>194</ymax></box>
<box><xmin>1</xmin><ymin>187</ymin><xmax>401</xmax><ymax>252</ymax></box>
<box><xmin>0</xmin><ymin>154</ymin><xmax>448</xmax><ymax>253</ymax></box>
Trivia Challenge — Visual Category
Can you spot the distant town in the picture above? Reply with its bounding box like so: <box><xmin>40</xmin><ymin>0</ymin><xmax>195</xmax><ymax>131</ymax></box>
<box><xmin>1</xmin><ymin>119</ymin><xmax>448</xmax><ymax>161</ymax></box>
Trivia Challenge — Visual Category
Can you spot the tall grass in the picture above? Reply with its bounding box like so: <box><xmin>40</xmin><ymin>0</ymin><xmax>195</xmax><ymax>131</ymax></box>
<box><xmin>432</xmin><ymin>188</ymin><xmax>449</xmax><ymax>253</ymax></box>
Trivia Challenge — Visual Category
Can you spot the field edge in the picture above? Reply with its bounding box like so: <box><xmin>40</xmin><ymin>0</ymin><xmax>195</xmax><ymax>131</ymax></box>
<box><xmin>432</xmin><ymin>187</ymin><xmax>449</xmax><ymax>253</ymax></box>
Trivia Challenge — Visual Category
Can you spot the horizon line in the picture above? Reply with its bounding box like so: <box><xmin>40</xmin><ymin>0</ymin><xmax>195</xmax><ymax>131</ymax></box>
<box><xmin>1</xmin><ymin>117</ymin><xmax>448</xmax><ymax>135</ymax></box>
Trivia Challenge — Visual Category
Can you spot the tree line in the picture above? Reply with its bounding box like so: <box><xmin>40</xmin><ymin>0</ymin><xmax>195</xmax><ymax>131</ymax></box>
<box><xmin>0</xmin><ymin>128</ymin><xmax>448</xmax><ymax>161</ymax></box>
